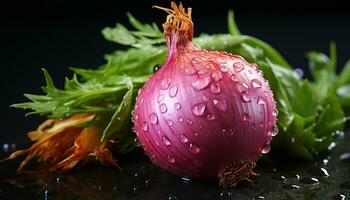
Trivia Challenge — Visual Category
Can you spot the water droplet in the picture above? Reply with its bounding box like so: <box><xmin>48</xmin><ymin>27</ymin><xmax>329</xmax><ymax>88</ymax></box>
<box><xmin>157</xmin><ymin>94</ymin><xmax>164</xmax><ymax>103</ymax></box>
<box><xmin>233</xmin><ymin>62</ymin><xmax>244</xmax><ymax>72</ymax></box>
<box><xmin>2</xmin><ymin>144</ymin><xmax>9</xmax><ymax>153</ymax></box>
<box><xmin>257</xmin><ymin>97</ymin><xmax>266</xmax><ymax>104</ymax></box>
<box><xmin>141</xmin><ymin>122</ymin><xmax>148</xmax><ymax>131</ymax></box>
<box><xmin>180</xmin><ymin>134</ymin><xmax>189</xmax><ymax>143</ymax></box>
<box><xmin>219</xmin><ymin>190</ymin><xmax>232</xmax><ymax>197</ymax></box>
<box><xmin>320</xmin><ymin>168</ymin><xmax>329</xmax><ymax>176</ymax></box>
<box><xmin>211</xmin><ymin>71</ymin><xmax>222</xmax><ymax>82</ymax></box>
<box><xmin>160</xmin><ymin>103</ymin><xmax>167</xmax><ymax>113</ymax></box>
<box><xmin>174</xmin><ymin>103</ymin><xmax>181</xmax><ymax>110</ymax></box>
<box><xmin>242</xmin><ymin>113</ymin><xmax>251</xmax><ymax>121</ymax></box>
<box><xmin>169</xmin><ymin>85</ymin><xmax>178</xmax><ymax>98</ymax></box>
<box><xmin>149</xmin><ymin>113</ymin><xmax>158</xmax><ymax>124</ymax></box>
<box><xmin>271</xmin><ymin>125</ymin><xmax>279</xmax><ymax>136</ymax></box>
<box><xmin>259</xmin><ymin>122</ymin><xmax>264</xmax><ymax>127</ymax></box>
<box><xmin>167</xmin><ymin>119</ymin><xmax>173</xmax><ymax>126</ymax></box>
<box><xmin>184</xmin><ymin>67</ymin><xmax>196</xmax><ymax>75</ymax></box>
<box><xmin>230</xmin><ymin>74</ymin><xmax>239</xmax><ymax>82</ymax></box>
<box><xmin>294</xmin><ymin>68</ymin><xmax>304</xmax><ymax>78</ymax></box>
<box><xmin>188</xmin><ymin>143</ymin><xmax>200</xmax><ymax>153</ymax></box>
<box><xmin>162</xmin><ymin>136</ymin><xmax>171</xmax><ymax>146</ymax></box>
<box><xmin>252</xmin><ymin>63</ymin><xmax>259</xmax><ymax>69</ymax></box>
<box><xmin>192</xmin><ymin>103</ymin><xmax>206</xmax><ymax>116</ymax></box>
<box><xmin>134</xmin><ymin>138</ymin><xmax>141</xmax><ymax>146</ymax></box>
<box><xmin>166</xmin><ymin>155</ymin><xmax>175</xmax><ymax>163</ymax></box>
<box><xmin>160</xmin><ymin>78</ymin><xmax>171</xmax><ymax>89</ymax></box>
<box><xmin>272</xmin><ymin>109</ymin><xmax>278</xmax><ymax>117</ymax></box>
<box><xmin>299</xmin><ymin>177</ymin><xmax>319</xmax><ymax>184</ymax></box>
<box><xmin>206</xmin><ymin>113</ymin><xmax>215</xmax><ymax>120</ymax></box>
<box><xmin>333</xmin><ymin>194</ymin><xmax>346</xmax><ymax>200</ymax></box>
<box><xmin>261</xmin><ymin>142</ymin><xmax>271</xmax><ymax>154</ymax></box>
<box><xmin>241</xmin><ymin>91</ymin><xmax>251</xmax><ymax>102</ymax></box>
<box><xmin>202</xmin><ymin>94</ymin><xmax>210</xmax><ymax>102</ymax></box>
<box><xmin>251</xmin><ymin>79</ymin><xmax>262</xmax><ymax>88</ymax></box>
<box><xmin>181</xmin><ymin>176</ymin><xmax>191</xmax><ymax>184</ymax></box>
<box><xmin>198</xmin><ymin>69</ymin><xmax>209</xmax><ymax>75</ymax></box>
<box><xmin>186</xmin><ymin>119</ymin><xmax>193</xmax><ymax>125</ymax></box>
<box><xmin>339</xmin><ymin>152</ymin><xmax>350</xmax><ymax>162</ymax></box>
<box><xmin>213</xmin><ymin>99</ymin><xmax>227</xmax><ymax>112</ymax></box>
<box><xmin>264</xmin><ymin>91</ymin><xmax>269</xmax><ymax>97</ymax></box>
<box><xmin>194</xmin><ymin>132</ymin><xmax>199</xmax><ymax>136</ymax></box>
<box><xmin>328</xmin><ymin>142</ymin><xmax>336</xmax><ymax>150</ymax></box>
<box><xmin>168</xmin><ymin>195</ymin><xmax>178</xmax><ymax>200</ymax></box>
<box><xmin>153</xmin><ymin>64</ymin><xmax>162</xmax><ymax>73</ymax></box>
<box><xmin>220</xmin><ymin>65</ymin><xmax>229</xmax><ymax>73</ymax></box>
<box><xmin>192</xmin><ymin>76</ymin><xmax>211</xmax><ymax>90</ymax></box>
<box><xmin>178</xmin><ymin>116</ymin><xmax>184</xmax><ymax>122</ymax></box>
<box><xmin>210</xmin><ymin>83</ymin><xmax>221</xmax><ymax>94</ymax></box>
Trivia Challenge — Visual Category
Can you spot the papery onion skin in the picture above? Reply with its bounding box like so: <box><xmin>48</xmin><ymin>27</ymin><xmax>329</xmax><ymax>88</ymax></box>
<box><xmin>133</xmin><ymin>2</ymin><xmax>277</xmax><ymax>187</ymax></box>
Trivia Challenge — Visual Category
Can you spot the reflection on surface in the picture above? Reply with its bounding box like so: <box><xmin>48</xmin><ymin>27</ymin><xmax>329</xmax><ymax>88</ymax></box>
<box><xmin>1</xmin><ymin>133</ymin><xmax>350</xmax><ymax>200</ymax></box>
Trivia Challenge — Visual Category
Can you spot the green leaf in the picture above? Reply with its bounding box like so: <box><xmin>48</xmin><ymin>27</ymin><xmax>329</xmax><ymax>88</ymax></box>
<box><xmin>259</xmin><ymin>61</ymin><xmax>294</xmax><ymax>130</ymax></box>
<box><xmin>227</xmin><ymin>10</ymin><xmax>241</xmax><ymax>36</ymax></box>
<box><xmin>290</xmin><ymin>80</ymin><xmax>317</xmax><ymax>117</ymax></box>
<box><xmin>314</xmin><ymin>94</ymin><xmax>345</xmax><ymax>138</ymax></box>
<box><xmin>336</xmin><ymin>60</ymin><xmax>350</xmax><ymax>86</ymax></box>
<box><xmin>101</xmin><ymin>79</ymin><xmax>133</xmax><ymax>140</ymax></box>
<box><xmin>102</xmin><ymin>23</ymin><xmax>136</xmax><ymax>45</ymax></box>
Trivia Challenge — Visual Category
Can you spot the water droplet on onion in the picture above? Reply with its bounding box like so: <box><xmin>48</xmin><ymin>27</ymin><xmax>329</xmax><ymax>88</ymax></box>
<box><xmin>166</xmin><ymin>155</ymin><xmax>176</xmax><ymax>163</ymax></box>
<box><xmin>160</xmin><ymin>103</ymin><xmax>168</xmax><ymax>113</ymax></box>
<box><xmin>213</xmin><ymin>99</ymin><xmax>227</xmax><ymax>112</ymax></box>
<box><xmin>178</xmin><ymin>116</ymin><xmax>184</xmax><ymax>122</ymax></box>
<box><xmin>192</xmin><ymin>103</ymin><xmax>206</xmax><ymax>116</ymax></box>
<box><xmin>206</xmin><ymin>113</ymin><xmax>215</xmax><ymax>120</ymax></box>
<box><xmin>149</xmin><ymin>113</ymin><xmax>158</xmax><ymax>124</ymax></box>
<box><xmin>141</xmin><ymin>122</ymin><xmax>148</xmax><ymax>131</ymax></box>
<box><xmin>210</xmin><ymin>83</ymin><xmax>221</xmax><ymax>94</ymax></box>
<box><xmin>233</xmin><ymin>62</ymin><xmax>244</xmax><ymax>72</ymax></box>
<box><xmin>180</xmin><ymin>134</ymin><xmax>189</xmax><ymax>143</ymax></box>
<box><xmin>242</xmin><ymin>113</ymin><xmax>251</xmax><ymax>121</ymax></box>
<box><xmin>251</xmin><ymin>79</ymin><xmax>262</xmax><ymax>88</ymax></box>
<box><xmin>257</xmin><ymin>97</ymin><xmax>266</xmax><ymax>104</ymax></box>
<box><xmin>188</xmin><ymin>143</ymin><xmax>200</xmax><ymax>153</ymax></box>
<box><xmin>261</xmin><ymin>142</ymin><xmax>271</xmax><ymax>154</ymax></box>
<box><xmin>211</xmin><ymin>71</ymin><xmax>222</xmax><ymax>81</ymax></box>
<box><xmin>230</xmin><ymin>74</ymin><xmax>239</xmax><ymax>82</ymax></box>
<box><xmin>167</xmin><ymin>119</ymin><xmax>173</xmax><ymax>126</ymax></box>
<box><xmin>241</xmin><ymin>91</ymin><xmax>251</xmax><ymax>102</ymax></box>
<box><xmin>174</xmin><ymin>103</ymin><xmax>181</xmax><ymax>110</ymax></box>
<box><xmin>162</xmin><ymin>136</ymin><xmax>171</xmax><ymax>146</ymax></box>
<box><xmin>192</xmin><ymin>76</ymin><xmax>211</xmax><ymax>90</ymax></box>
<box><xmin>169</xmin><ymin>85</ymin><xmax>178</xmax><ymax>98</ymax></box>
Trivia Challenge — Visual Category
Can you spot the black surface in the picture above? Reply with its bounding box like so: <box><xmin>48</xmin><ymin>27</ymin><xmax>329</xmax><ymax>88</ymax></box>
<box><xmin>1</xmin><ymin>0</ymin><xmax>350</xmax><ymax>199</ymax></box>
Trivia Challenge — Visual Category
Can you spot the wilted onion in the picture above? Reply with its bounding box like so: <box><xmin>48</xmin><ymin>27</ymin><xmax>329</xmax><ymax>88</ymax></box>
<box><xmin>133</xmin><ymin>2</ymin><xmax>277</xmax><ymax>187</ymax></box>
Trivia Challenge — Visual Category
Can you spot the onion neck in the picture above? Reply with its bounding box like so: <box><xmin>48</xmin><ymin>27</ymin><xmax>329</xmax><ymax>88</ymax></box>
<box><xmin>154</xmin><ymin>2</ymin><xmax>194</xmax><ymax>57</ymax></box>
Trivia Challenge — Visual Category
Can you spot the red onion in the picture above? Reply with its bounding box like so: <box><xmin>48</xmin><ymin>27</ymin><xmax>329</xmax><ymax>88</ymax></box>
<box><xmin>133</xmin><ymin>2</ymin><xmax>277</xmax><ymax>187</ymax></box>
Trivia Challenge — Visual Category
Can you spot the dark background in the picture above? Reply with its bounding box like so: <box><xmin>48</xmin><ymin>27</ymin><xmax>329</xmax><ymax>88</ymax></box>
<box><xmin>1</xmin><ymin>0</ymin><xmax>349</xmax><ymax>143</ymax></box>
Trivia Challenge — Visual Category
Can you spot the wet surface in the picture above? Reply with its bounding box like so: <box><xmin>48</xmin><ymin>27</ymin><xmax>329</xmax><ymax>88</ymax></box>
<box><xmin>0</xmin><ymin>132</ymin><xmax>349</xmax><ymax>200</ymax></box>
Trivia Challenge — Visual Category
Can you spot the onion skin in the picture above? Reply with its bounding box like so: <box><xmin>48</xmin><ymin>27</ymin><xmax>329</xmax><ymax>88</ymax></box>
<box><xmin>133</xmin><ymin>2</ymin><xmax>277</xmax><ymax>187</ymax></box>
